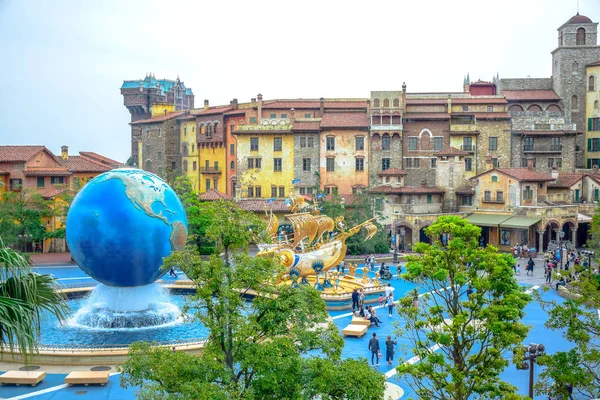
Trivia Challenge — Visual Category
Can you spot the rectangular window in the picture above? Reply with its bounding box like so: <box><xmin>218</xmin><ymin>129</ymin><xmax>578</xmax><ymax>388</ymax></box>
<box><xmin>230</xmin><ymin>125</ymin><xmax>235</xmax><ymax>132</ymax></box>
<box><xmin>497</xmin><ymin>191</ymin><xmax>504</xmax><ymax>202</ymax></box>
<box><xmin>551</xmin><ymin>137</ymin><xmax>561</xmax><ymax>152</ymax></box>
<box><xmin>274</xmin><ymin>137</ymin><xmax>282</xmax><ymax>151</ymax></box>
<box><xmin>214</xmin><ymin>161</ymin><xmax>218</xmax><ymax>170</ymax></box>
<box><xmin>37</xmin><ymin>177</ymin><xmax>44</xmax><ymax>188</ymax></box>
<box><xmin>230</xmin><ymin>144</ymin><xmax>235</xmax><ymax>155</ymax></box>
<box><xmin>414</xmin><ymin>158</ymin><xmax>420</xmax><ymax>168</ymax></box>
<box><xmin>355</xmin><ymin>136</ymin><xmax>364</xmax><ymax>151</ymax></box>
<box><xmin>408</xmin><ymin>137</ymin><xmax>417</xmax><ymax>150</ymax></box>
<box><xmin>462</xmin><ymin>137</ymin><xmax>473</xmax><ymax>152</ymax></box>
<box><xmin>300</xmin><ymin>137</ymin><xmax>306</xmax><ymax>148</ymax></box>
<box><xmin>248</xmin><ymin>158</ymin><xmax>255</xmax><ymax>169</ymax></box>
<box><xmin>255</xmin><ymin>158</ymin><xmax>262</xmax><ymax>169</ymax></box>
<box><xmin>274</xmin><ymin>158</ymin><xmax>282</xmax><ymax>172</ymax></box>
<box><xmin>270</xmin><ymin>113</ymin><xmax>276</xmax><ymax>119</ymax></box>
<box><xmin>431</xmin><ymin>158</ymin><xmax>437</xmax><ymax>168</ymax></box>
<box><xmin>193</xmin><ymin>161</ymin><xmax>197</xmax><ymax>171</ymax></box>
<box><xmin>491</xmin><ymin>158</ymin><xmax>499</xmax><ymax>168</ymax></box>
<box><xmin>214</xmin><ymin>178</ymin><xmax>218</xmax><ymax>190</ymax></box>
<box><xmin>521</xmin><ymin>158</ymin><xmax>528</xmax><ymax>168</ymax></box>
<box><xmin>305</xmin><ymin>113</ymin><xmax>311</xmax><ymax>118</ymax></box>
<box><xmin>426</xmin><ymin>194</ymin><xmax>432</xmax><ymax>204</ymax></box>
<box><xmin>307</xmin><ymin>137</ymin><xmax>314</xmax><ymax>148</ymax></box>
<box><xmin>382</xmin><ymin>158</ymin><xmax>391</xmax><ymax>170</ymax></box>
<box><xmin>249</xmin><ymin>117</ymin><xmax>256</xmax><ymax>123</ymax></box>
<box><xmin>326</xmin><ymin>157</ymin><xmax>335</xmax><ymax>172</ymax></box>
<box><xmin>555</xmin><ymin>158</ymin><xmax>562</xmax><ymax>168</ymax></box>
<box><xmin>206</xmin><ymin>179</ymin><xmax>211</xmax><ymax>190</ymax></box>
<box><xmin>303</xmin><ymin>158</ymin><xmax>311</xmax><ymax>171</ymax></box>
<box><xmin>205</xmin><ymin>160</ymin><xmax>210</xmax><ymax>170</ymax></box>
<box><xmin>487</xmin><ymin>106</ymin><xmax>493</xmax><ymax>112</ymax></box>
<box><xmin>462</xmin><ymin>195</ymin><xmax>472</xmax><ymax>206</ymax></box>
<box><xmin>595</xmin><ymin>188</ymin><xmax>599</xmax><ymax>202</ymax></box>
<box><xmin>307</xmin><ymin>187</ymin><xmax>313</xmax><ymax>195</ymax></box>
<box><xmin>281</xmin><ymin>114</ymin><xmax>287</xmax><ymax>119</ymax></box>
<box><xmin>299</xmin><ymin>187</ymin><xmax>306</xmax><ymax>195</ymax></box>
<box><xmin>278</xmin><ymin>186</ymin><xmax>285</xmax><ymax>198</ymax></box>
<box><xmin>51</xmin><ymin>177</ymin><xmax>64</xmax><ymax>184</ymax></box>
<box><xmin>355</xmin><ymin>158</ymin><xmax>364</xmax><ymax>171</ymax></box>
<box><xmin>255</xmin><ymin>186</ymin><xmax>262</xmax><ymax>197</ymax></box>
<box><xmin>172</xmin><ymin>161</ymin><xmax>176</xmax><ymax>169</ymax></box>
<box><xmin>326</xmin><ymin>137</ymin><xmax>335</xmax><ymax>151</ymax></box>
<box><xmin>548</xmin><ymin>158</ymin><xmax>554</xmax><ymax>168</ymax></box>
<box><xmin>405</xmin><ymin>158</ymin><xmax>412</xmax><ymax>168</ymax></box>
<box><xmin>489</xmin><ymin>137</ymin><xmax>498</xmax><ymax>151</ymax></box>
<box><xmin>462</xmin><ymin>105</ymin><xmax>468</xmax><ymax>111</ymax></box>
<box><xmin>250</xmin><ymin>137</ymin><xmax>259</xmax><ymax>151</ymax></box>
<box><xmin>247</xmin><ymin>186</ymin><xmax>253</xmax><ymax>197</ymax></box>
<box><xmin>433</xmin><ymin>137</ymin><xmax>443</xmax><ymax>151</ymax></box>
<box><xmin>465</xmin><ymin>158</ymin><xmax>473</xmax><ymax>172</ymax></box>
<box><xmin>271</xmin><ymin>186</ymin><xmax>277</xmax><ymax>198</ymax></box>
<box><xmin>484</xmin><ymin>191</ymin><xmax>492</xmax><ymax>202</ymax></box>
<box><xmin>524</xmin><ymin>137</ymin><xmax>534</xmax><ymax>151</ymax></box>
<box><xmin>523</xmin><ymin>186</ymin><xmax>533</xmax><ymax>200</ymax></box>
<box><xmin>589</xmin><ymin>118</ymin><xmax>600</xmax><ymax>131</ymax></box>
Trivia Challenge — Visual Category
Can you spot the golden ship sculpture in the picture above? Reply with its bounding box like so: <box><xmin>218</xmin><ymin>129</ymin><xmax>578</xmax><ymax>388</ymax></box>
<box><xmin>257</xmin><ymin>185</ymin><xmax>378</xmax><ymax>279</ymax></box>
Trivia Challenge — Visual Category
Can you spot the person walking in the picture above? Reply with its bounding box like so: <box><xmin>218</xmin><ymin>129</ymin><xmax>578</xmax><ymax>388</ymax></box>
<box><xmin>545</xmin><ymin>264</ymin><xmax>553</xmax><ymax>284</ymax></box>
<box><xmin>358</xmin><ymin>289</ymin><xmax>365</xmax><ymax>308</ymax></box>
<box><xmin>351</xmin><ymin>289</ymin><xmax>359</xmax><ymax>311</ymax></box>
<box><xmin>526</xmin><ymin>257</ymin><xmax>535</xmax><ymax>276</ymax></box>
<box><xmin>368</xmin><ymin>333</ymin><xmax>380</xmax><ymax>366</ymax></box>
<box><xmin>386</xmin><ymin>294</ymin><xmax>395</xmax><ymax>316</ymax></box>
<box><xmin>385</xmin><ymin>335</ymin><xmax>397</xmax><ymax>366</ymax></box>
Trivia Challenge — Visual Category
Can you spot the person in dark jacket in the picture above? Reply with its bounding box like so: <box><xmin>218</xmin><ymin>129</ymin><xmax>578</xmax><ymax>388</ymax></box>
<box><xmin>385</xmin><ymin>336</ymin><xmax>397</xmax><ymax>365</ymax></box>
<box><xmin>368</xmin><ymin>333</ymin><xmax>380</xmax><ymax>366</ymax></box>
<box><xmin>526</xmin><ymin>257</ymin><xmax>535</xmax><ymax>275</ymax></box>
<box><xmin>351</xmin><ymin>289</ymin><xmax>359</xmax><ymax>310</ymax></box>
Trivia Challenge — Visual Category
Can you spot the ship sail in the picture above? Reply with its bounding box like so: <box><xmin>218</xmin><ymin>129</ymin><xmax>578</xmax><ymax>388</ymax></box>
<box><xmin>286</xmin><ymin>194</ymin><xmax>306</xmax><ymax>213</ymax></box>
<box><xmin>266</xmin><ymin>212</ymin><xmax>279</xmax><ymax>240</ymax></box>
<box><xmin>286</xmin><ymin>213</ymin><xmax>319</xmax><ymax>247</ymax></box>
<box><xmin>313</xmin><ymin>215</ymin><xmax>334</xmax><ymax>242</ymax></box>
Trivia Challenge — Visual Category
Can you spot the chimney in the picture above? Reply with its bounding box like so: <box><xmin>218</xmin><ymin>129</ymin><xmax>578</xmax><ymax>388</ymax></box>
<box><xmin>527</xmin><ymin>159</ymin><xmax>534</xmax><ymax>171</ymax></box>
<box><xmin>257</xmin><ymin>93</ymin><xmax>263</xmax><ymax>123</ymax></box>
<box><xmin>401</xmin><ymin>82</ymin><xmax>407</xmax><ymax>111</ymax></box>
<box><xmin>319</xmin><ymin>97</ymin><xmax>325</xmax><ymax>117</ymax></box>
<box><xmin>447</xmin><ymin>94</ymin><xmax>452</xmax><ymax>114</ymax></box>
<box><xmin>551</xmin><ymin>166</ymin><xmax>559</xmax><ymax>181</ymax></box>
<box><xmin>251</xmin><ymin>97</ymin><xmax>256</xmax><ymax>103</ymax></box>
<box><xmin>230</xmin><ymin>98</ymin><xmax>238</xmax><ymax>110</ymax></box>
<box><xmin>61</xmin><ymin>145</ymin><xmax>68</xmax><ymax>160</ymax></box>
<box><xmin>204</xmin><ymin>99</ymin><xmax>209</xmax><ymax>110</ymax></box>
<box><xmin>290</xmin><ymin>108</ymin><xmax>295</xmax><ymax>124</ymax></box>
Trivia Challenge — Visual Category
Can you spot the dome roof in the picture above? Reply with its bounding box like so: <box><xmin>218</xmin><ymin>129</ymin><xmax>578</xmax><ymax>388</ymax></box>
<box><xmin>567</xmin><ymin>13</ymin><xmax>592</xmax><ymax>24</ymax></box>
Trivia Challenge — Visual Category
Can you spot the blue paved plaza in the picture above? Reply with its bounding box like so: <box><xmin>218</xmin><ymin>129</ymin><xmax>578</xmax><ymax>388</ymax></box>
<box><xmin>0</xmin><ymin>262</ymin><xmax>571</xmax><ymax>400</ymax></box>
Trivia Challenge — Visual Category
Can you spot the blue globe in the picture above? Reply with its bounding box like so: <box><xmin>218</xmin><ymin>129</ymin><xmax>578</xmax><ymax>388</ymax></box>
<box><xmin>66</xmin><ymin>169</ymin><xmax>188</xmax><ymax>287</ymax></box>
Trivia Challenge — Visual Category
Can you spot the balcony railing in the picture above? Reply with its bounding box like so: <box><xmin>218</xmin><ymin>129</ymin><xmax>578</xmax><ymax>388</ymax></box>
<box><xmin>482</xmin><ymin>197</ymin><xmax>504</xmax><ymax>204</ymax></box>
<box><xmin>461</xmin><ymin>144</ymin><xmax>475</xmax><ymax>152</ymax></box>
<box><xmin>199</xmin><ymin>167</ymin><xmax>222</xmax><ymax>174</ymax></box>
<box><xmin>390</xmin><ymin>203</ymin><xmax>442</xmax><ymax>215</ymax></box>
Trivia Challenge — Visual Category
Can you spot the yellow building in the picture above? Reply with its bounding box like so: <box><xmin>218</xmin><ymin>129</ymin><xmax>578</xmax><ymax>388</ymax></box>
<box><xmin>586</xmin><ymin>61</ymin><xmax>600</xmax><ymax>167</ymax></box>
<box><xmin>178</xmin><ymin>116</ymin><xmax>200</xmax><ymax>191</ymax></box>
<box><xmin>235</xmin><ymin>120</ymin><xmax>295</xmax><ymax>198</ymax></box>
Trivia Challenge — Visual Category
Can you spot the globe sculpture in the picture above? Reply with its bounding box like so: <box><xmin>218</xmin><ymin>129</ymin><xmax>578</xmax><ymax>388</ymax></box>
<box><xmin>65</xmin><ymin>169</ymin><xmax>188</xmax><ymax>329</ymax></box>
<box><xmin>66</xmin><ymin>169</ymin><xmax>188</xmax><ymax>287</ymax></box>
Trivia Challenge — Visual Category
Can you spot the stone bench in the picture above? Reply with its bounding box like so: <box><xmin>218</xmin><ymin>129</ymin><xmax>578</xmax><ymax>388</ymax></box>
<box><xmin>64</xmin><ymin>371</ymin><xmax>110</xmax><ymax>386</ymax></box>
<box><xmin>341</xmin><ymin>324</ymin><xmax>368</xmax><ymax>338</ymax></box>
<box><xmin>351</xmin><ymin>316</ymin><xmax>371</xmax><ymax>326</ymax></box>
<box><xmin>0</xmin><ymin>370</ymin><xmax>46</xmax><ymax>386</ymax></box>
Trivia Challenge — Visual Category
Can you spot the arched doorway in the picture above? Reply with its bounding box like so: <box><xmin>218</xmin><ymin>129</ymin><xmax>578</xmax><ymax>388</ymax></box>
<box><xmin>544</xmin><ymin>221</ymin><xmax>560</xmax><ymax>250</ymax></box>
<box><xmin>562</xmin><ymin>220</ymin><xmax>576</xmax><ymax>249</ymax></box>
<box><xmin>419</xmin><ymin>225</ymin><xmax>432</xmax><ymax>245</ymax></box>
<box><xmin>396</xmin><ymin>225</ymin><xmax>413</xmax><ymax>251</ymax></box>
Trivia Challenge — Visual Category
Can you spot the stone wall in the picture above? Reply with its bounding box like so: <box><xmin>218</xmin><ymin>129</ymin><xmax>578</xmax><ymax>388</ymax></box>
<box><xmin>369</xmin><ymin>132</ymin><xmax>402</xmax><ymax>184</ymax></box>
<box><xmin>475</xmin><ymin>120</ymin><xmax>512</xmax><ymax>173</ymax></box>
<box><xmin>402</xmin><ymin>120</ymin><xmax>448</xmax><ymax>186</ymax></box>
<box><xmin>498</xmin><ymin>78</ymin><xmax>553</xmax><ymax>91</ymax></box>
<box><xmin>510</xmin><ymin>133</ymin><xmax>577</xmax><ymax>172</ymax></box>
<box><xmin>293</xmin><ymin>132</ymin><xmax>320</xmax><ymax>190</ymax></box>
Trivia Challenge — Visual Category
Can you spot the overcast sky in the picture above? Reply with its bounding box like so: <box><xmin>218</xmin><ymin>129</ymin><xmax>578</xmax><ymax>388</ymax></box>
<box><xmin>0</xmin><ymin>0</ymin><xmax>599</xmax><ymax>163</ymax></box>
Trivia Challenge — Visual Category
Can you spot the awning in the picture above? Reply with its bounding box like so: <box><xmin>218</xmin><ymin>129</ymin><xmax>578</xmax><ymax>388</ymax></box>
<box><xmin>465</xmin><ymin>214</ymin><xmax>511</xmax><ymax>227</ymax></box>
<box><xmin>499</xmin><ymin>217</ymin><xmax>541</xmax><ymax>229</ymax></box>
<box><xmin>578</xmin><ymin>213</ymin><xmax>593</xmax><ymax>222</ymax></box>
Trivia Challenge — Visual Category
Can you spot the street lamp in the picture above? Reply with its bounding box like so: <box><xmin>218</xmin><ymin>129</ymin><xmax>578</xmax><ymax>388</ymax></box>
<box><xmin>558</xmin><ymin>231</ymin><xmax>565</xmax><ymax>270</ymax></box>
<box><xmin>515</xmin><ymin>342</ymin><xmax>546</xmax><ymax>398</ymax></box>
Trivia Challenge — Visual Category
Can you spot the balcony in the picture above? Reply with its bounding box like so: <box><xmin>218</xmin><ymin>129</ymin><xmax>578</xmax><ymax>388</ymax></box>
<box><xmin>370</xmin><ymin>124</ymin><xmax>403</xmax><ymax>131</ymax></box>
<box><xmin>523</xmin><ymin>145</ymin><xmax>562</xmax><ymax>153</ymax></box>
<box><xmin>514</xmin><ymin>204</ymin><xmax>578</xmax><ymax>218</ymax></box>
<box><xmin>460</xmin><ymin>144</ymin><xmax>475</xmax><ymax>152</ymax></box>
<box><xmin>390</xmin><ymin>203</ymin><xmax>442</xmax><ymax>215</ymax></box>
<box><xmin>482</xmin><ymin>197</ymin><xmax>504</xmax><ymax>204</ymax></box>
<box><xmin>199</xmin><ymin>167</ymin><xmax>222</xmax><ymax>174</ymax></box>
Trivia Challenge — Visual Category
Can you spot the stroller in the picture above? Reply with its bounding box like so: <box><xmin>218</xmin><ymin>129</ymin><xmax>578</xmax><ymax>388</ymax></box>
<box><xmin>379</xmin><ymin>264</ymin><xmax>393</xmax><ymax>280</ymax></box>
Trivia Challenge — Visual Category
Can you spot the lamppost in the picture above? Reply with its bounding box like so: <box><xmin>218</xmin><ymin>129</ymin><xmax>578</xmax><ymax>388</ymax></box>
<box><xmin>559</xmin><ymin>231</ymin><xmax>565</xmax><ymax>270</ymax></box>
<box><xmin>515</xmin><ymin>343</ymin><xmax>546</xmax><ymax>398</ymax></box>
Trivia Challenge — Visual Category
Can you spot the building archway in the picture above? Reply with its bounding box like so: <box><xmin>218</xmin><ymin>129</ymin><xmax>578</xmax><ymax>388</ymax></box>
<box><xmin>544</xmin><ymin>220</ymin><xmax>560</xmax><ymax>249</ymax></box>
<box><xmin>396</xmin><ymin>225</ymin><xmax>413</xmax><ymax>251</ymax></box>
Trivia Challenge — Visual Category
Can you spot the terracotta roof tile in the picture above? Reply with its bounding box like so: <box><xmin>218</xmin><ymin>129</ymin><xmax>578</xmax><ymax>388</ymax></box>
<box><xmin>292</xmin><ymin>120</ymin><xmax>321</xmax><ymax>131</ymax></box>
<box><xmin>453</xmin><ymin>97</ymin><xmax>507</xmax><ymax>104</ymax></box>
<box><xmin>320</xmin><ymin>112</ymin><xmax>369</xmax><ymax>128</ymax></box>
<box><xmin>369</xmin><ymin>185</ymin><xmax>445</xmax><ymax>194</ymax></box>
<box><xmin>436</xmin><ymin>146</ymin><xmax>469</xmax><ymax>156</ymax></box>
<box><xmin>548</xmin><ymin>173</ymin><xmax>583</xmax><ymax>188</ymax></box>
<box><xmin>587</xmin><ymin>59</ymin><xmax>600</xmax><ymax>67</ymax></box>
<box><xmin>378</xmin><ymin>168</ymin><xmax>407</xmax><ymax>176</ymax></box>
<box><xmin>40</xmin><ymin>188</ymin><xmax>72</xmax><ymax>199</ymax></box>
<box><xmin>191</xmin><ymin>106</ymin><xmax>233</xmax><ymax>116</ymax></box>
<box><xmin>0</xmin><ymin>168</ymin><xmax>9</xmax><ymax>175</ymax></box>
<box><xmin>199</xmin><ymin>189</ymin><xmax>231</xmax><ymax>201</ymax></box>
<box><xmin>237</xmin><ymin>198</ymin><xmax>289</xmax><ymax>212</ymax></box>
<box><xmin>455</xmin><ymin>187</ymin><xmax>475</xmax><ymax>195</ymax></box>
<box><xmin>130</xmin><ymin>111</ymin><xmax>186</xmax><ymax>125</ymax></box>
<box><xmin>56</xmin><ymin>156</ymin><xmax>112</xmax><ymax>173</ymax></box>
<box><xmin>501</xmin><ymin>90</ymin><xmax>560</xmax><ymax>101</ymax></box>
<box><xmin>567</xmin><ymin>13</ymin><xmax>592</xmax><ymax>24</ymax></box>
<box><xmin>470</xmin><ymin>168</ymin><xmax>554</xmax><ymax>182</ymax></box>
<box><xmin>406</xmin><ymin>99</ymin><xmax>448</xmax><ymax>105</ymax></box>
<box><xmin>404</xmin><ymin>113</ymin><xmax>450</xmax><ymax>120</ymax></box>
<box><xmin>451</xmin><ymin>112</ymin><xmax>512</xmax><ymax>120</ymax></box>
<box><xmin>0</xmin><ymin>146</ymin><xmax>46</xmax><ymax>162</ymax></box>
<box><xmin>79</xmin><ymin>152</ymin><xmax>124</xmax><ymax>167</ymax></box>
<box><xmin>23</xmin><ymin>168</ymin><xmax>72</xmax><ymax>177</ymax></box>
<box><xmin>262</xmin><ymin>100</ymin><xmax>368</xmax><ymax>110</ymax></box>
<box><xmin>512</xmin><ymin>130</ymin><xmax>580</xmax><ymax>136</ymax></box>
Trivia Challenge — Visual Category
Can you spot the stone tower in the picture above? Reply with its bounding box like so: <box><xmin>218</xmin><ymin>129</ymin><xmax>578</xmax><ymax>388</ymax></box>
<box><xmin>551</xmin><ymin>13</ymin><xmax>600</xmax><ymax>167</ymax></box>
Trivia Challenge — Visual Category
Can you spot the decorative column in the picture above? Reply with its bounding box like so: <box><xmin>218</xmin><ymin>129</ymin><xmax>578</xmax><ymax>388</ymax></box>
<box><xmin>570</xmin><ymin>227</ymin><xmax>577</xmax><ymax>249</ymax></box>
<box><xmin>537</xmin><ymin>230</ymin><xmax>544</xmax><ymax>252</ymax></box>
<box><xmin>554</xmin><ymin>228</ymin><xmax>561</xmax><ymax>243</ymax></box>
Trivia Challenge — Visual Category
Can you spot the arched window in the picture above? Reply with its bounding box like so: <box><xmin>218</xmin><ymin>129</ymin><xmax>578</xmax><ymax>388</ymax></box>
<box><xmin>157</xmin><ymin>166</ymin><xmax>163</xmax><ymax>176</ymax></box>
<box><xmin>230</xmin><ymin>161</ymin><xmax>235</xmax><ymax>170</ymax></box>
<box><xmin>382</xmin><ymin>134</ymin><xmax>390</xmax><ymax>150</ymax></box>
<box><xmin>392</xmin><ymin>113</ymin><xmax>401</xmax><ymax>124</ymax></box>
<box><xmin>373</xmin><ymin>99</ymin><xmax>380</xmax><ymax>108</ymax></box>
<box><xmin>572</xmin><ymin>61</ymin><xmax>579</xmax><ymax>72</ymax></box>
<box><xmin>182</xmin><ymin>143</ymin><xmax>189</xmax><ymax>157</ymax></box>
<box><xmin>589</xmin><ymin>75</ymin><xmax>596</xmax><ymax>91</ymax></box>
<box><xmin>571</xmin><ymin>95</ymin><xmax>578</xmax><ymax>109</ymax></box>
<box><xmin>595</xmin><ymin>100</ymin><xmax>599</xmax><ymax>110</ymax></box>
<box><xmin>393</xmin><ymin>98</ymin><xmax>400</xmax><ymax>107</ymax></box>
<box><xmin>383</xmin><ymin>99</ymin><xmax>390</xmax><ymax>107</ymax></box>
<box><xmin>183</xmin><ymin>160</ymin><xmax>188</xmax><ymax>171</ymax></box>
<box><xmin>145</xmin><ymin>159</ymin><xmax>152</xmax><ymax>171</ymax></box>
<box><xmin>527</xmin><ymin>104</ymin><xmax>542</xmax><ymax>112</ymax></box>
<box><xmin>491</xmin><ymin>175</ymin><xmax>499</xmax><ymax>183</ymax></box>
<box><xmin>508</xmin><ymin>105</ymin><xmax>524</xmax><ymax>114</ymax></box>
<box><xmin>170</xmin><ymin>141</ymin><xmax>175</xmax><ymax>151</ymax></box>
<box><xmin>496</xmin><ymin>190</ymin><xmax>504</xmax><ymax>202</ymax></box>
<box><xmin>484</xmin><ymin>190</ymin><xmax>491</xmax><ymax>202</ymax></box>
<box><xmin>577</xmin><ymin>28</ymin><xmax>586</xmax><ymax>45</ymax></box>
<box><xmin>381</xmin><ymin>114</ymin><xmax>391</xmax><ymax>124</ymax></box>
<box><xmin>547</xmin><ymin>104</ymin><xmax>561</xmax><ymax>112</ymax></box>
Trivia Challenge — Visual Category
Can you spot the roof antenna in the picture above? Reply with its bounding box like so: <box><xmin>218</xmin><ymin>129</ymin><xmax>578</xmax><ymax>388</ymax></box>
<box><xmin>577</xmin><ymin>0</ymin><xmax>579</xmax><ymax>14</ymax></box>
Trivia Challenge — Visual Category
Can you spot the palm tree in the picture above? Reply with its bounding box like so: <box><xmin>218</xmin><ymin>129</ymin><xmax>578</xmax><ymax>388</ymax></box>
<box><xmin>0</xmin><ymin>239</ymin><xmax>69</xmax><ymax>357</ymax></box>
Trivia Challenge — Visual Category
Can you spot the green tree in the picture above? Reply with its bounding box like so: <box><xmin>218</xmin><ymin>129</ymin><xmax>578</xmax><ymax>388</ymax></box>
<box><xmin>320</xmin><ymin>192</ymin><xmax>389</xmax><ymax>255</ymax></box>
<box><xmin>0</xmin><ymin>240</ymin><xmax>69</xmax><ymax>356</ymax></box>
<box><xmin>0</xmin><ymin>190</ymin><xmax>53</xmax><ymax>249</ymax></box>
<box><xmin>535</xmin><ymin>209</ymin><xmax>600</xmax><ymax>398</ymax></box>
<box><xmin>395</xmin><ymin>216</ymin><xmax>531</xmax><ymax>400</ymax></box>
<box><xmin>119</xmin><ymin>200</ymin><xmax>385</xmax><ymax>399</ymax></box>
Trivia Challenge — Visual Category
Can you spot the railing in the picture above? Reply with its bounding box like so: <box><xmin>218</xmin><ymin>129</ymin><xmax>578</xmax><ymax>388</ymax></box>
<box><xmin>199</xmin><ymin>167</ymin><xmax>221</xmax><ymax>174</ymax></box>
<box><xmin>461</xmin><ymin>144</ymin><xmax>475</xmax><ymax>152</ymax></box>
<box><xmin>514</xmin><ymin>204</ymin><xmax>579</xmax><ymax>218</ymax></box>
<box><xmin>482</xmin><ymin>197</ymin><xmax>504</xmax><ymax>204</ymax></box>
<box><xmin>38</xmin><ymin>339</ymin><xmax>207</xmax><ymax>350</ymax></box>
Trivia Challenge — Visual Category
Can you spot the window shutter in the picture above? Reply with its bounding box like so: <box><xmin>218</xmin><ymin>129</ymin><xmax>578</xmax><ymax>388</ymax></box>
<box><xmin>590</xmin><ymin>118</ymin><xmax>593</xmax><ymax>131</ymax></box>
<box><xmin>589</xmin><ymin>138</ymin><xmax>593</xmax><ymax>151</ymax></box>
